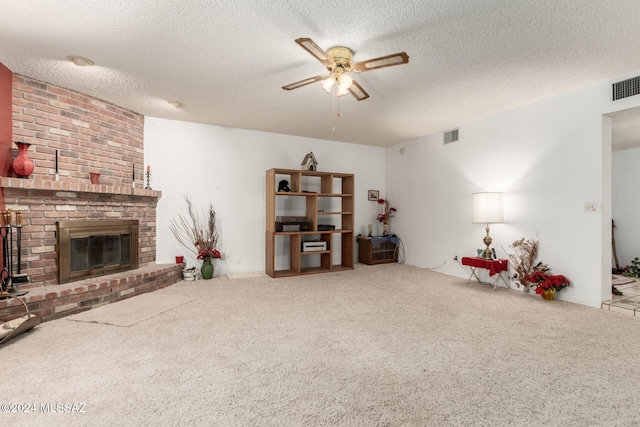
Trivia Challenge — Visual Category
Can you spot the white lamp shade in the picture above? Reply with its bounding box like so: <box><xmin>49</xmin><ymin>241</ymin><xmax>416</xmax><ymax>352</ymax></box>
<box><xmin>472</xmin><ymin>192</ymin><xmax>504</xmax><ymax>224</ymax></box>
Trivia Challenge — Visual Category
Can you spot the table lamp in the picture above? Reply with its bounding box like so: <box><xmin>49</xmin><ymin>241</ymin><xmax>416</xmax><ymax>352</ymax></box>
<box><xmin>472</xmin><ymin>192</ymin><xmax>504</xmax><ymax>260</ymax></box>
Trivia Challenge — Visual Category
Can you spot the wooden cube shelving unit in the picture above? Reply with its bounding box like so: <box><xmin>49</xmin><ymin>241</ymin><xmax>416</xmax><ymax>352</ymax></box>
<box><xmin>265</xmin><ymin>168</ymin><xmax>354</xmax><ymax>278</ymax></box>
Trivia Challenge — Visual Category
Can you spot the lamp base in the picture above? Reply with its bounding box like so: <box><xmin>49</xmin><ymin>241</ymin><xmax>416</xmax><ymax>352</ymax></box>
<box><xmin>482</xmin><ymin>224</ymin><xmax>493</xmax><ymax>260</ymax></box>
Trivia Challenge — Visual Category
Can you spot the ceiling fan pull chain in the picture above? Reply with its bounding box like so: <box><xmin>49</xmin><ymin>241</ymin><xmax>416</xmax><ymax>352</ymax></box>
<box><xmin>331</xmin><ymin>86</ymin><xmax>340</xmax><ymax>133</ymax></box>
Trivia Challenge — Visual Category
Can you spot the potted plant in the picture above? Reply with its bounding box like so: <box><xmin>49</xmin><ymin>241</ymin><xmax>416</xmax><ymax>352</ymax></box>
<box><xmin>525</xmin><ymin>271</ymin><xmax>571</xmax><ymax>300</ymax></box>
<box><xmin>170</xmin><ymin>196</ymin><xmax>222</xmax><ymax>280</ymax></box>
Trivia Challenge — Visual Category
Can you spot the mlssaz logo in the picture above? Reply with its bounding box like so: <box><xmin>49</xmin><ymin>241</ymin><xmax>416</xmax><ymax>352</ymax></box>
<box><xmin>40</xmin><ymin>403</ymin><xmax>87</xmax><ymax>413</ymax></box>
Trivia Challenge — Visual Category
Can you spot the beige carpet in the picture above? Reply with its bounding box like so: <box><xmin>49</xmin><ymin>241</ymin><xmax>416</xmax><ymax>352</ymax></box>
<box><xmin>66</xmin><ymin>293</ymin><xmax>195</xmax><ymax>327</ymax></box>
<box><xmin>2</xmin><ymin>264</ymin><xmax>639</xmax><ymax>426</ymax></box>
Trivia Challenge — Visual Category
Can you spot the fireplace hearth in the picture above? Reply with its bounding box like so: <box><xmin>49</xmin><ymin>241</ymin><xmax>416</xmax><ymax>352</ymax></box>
<box><xmin>57</xmin><ymin>220</ymin><xmax>139</xmax><ymax>284</ymax></box>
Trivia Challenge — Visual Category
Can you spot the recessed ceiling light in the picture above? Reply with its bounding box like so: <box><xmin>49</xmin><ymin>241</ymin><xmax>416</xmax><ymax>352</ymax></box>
<box><xmin>67</xmin><ymin>55</ymin><xmax>95</xmax><ymax>67</ymax></box>
<box><xmin>168</xmin><ymin>101</ymin><xmax>184</xmax><ymax>109</ymax></box>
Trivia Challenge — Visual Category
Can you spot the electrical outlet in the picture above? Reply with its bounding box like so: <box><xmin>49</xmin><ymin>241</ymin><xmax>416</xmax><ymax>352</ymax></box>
<box><xmin>453</xmin><ymin>255</ymin><xmax>458</xmax><ymax>261</ymax></box>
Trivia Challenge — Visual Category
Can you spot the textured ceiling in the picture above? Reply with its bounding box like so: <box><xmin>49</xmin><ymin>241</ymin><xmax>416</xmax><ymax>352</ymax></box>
<box><xmin>1</xmin><ymin>0</ymin><xmax>640</xmax><ymax>148</ymax></box>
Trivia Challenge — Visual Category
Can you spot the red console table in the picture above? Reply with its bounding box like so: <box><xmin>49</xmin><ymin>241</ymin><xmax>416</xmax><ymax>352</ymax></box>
<box><xmin>461</xmin><ymin>257</ymin><xmax>510</xmax><ymax>290</ymax></box>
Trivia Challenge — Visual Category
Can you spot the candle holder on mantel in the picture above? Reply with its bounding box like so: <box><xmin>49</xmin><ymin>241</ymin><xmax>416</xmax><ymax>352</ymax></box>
<box><xmin>145</xmin><ymin>171</ymin><xmax>151</xmax><ymax>190</ymax></box>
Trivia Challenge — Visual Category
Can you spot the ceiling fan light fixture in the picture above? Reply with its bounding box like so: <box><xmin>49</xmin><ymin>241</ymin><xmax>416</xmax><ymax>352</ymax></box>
<box><xmin>321</xmin><ymin>76</ymin><xmax>335</xmax><ymax>94</ymax></box>
<box><xmin>283</xmin><ymin>38</ymin><xmax>408</xmax><ymax>102</ymax></box>
<box><xmin>338</xmin><ymin>74</ymin><xmax>353</xmax><ymax>89</ymax></box>
<box><xmin>336</xmin><ymin>86</ymin><xmax>350</xmax><ymax>97</ymax></box>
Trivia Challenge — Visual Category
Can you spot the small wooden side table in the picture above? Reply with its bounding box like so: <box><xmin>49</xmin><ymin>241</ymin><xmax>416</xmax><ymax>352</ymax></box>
<box><xmin>357</xmin><ymin>236</ymin><xmax>398</xmax><ymax>265</ymax></box>
<box><xmin>461</xmin><ymin>257</ymin><xmax>510</xmax><ymax>290</ymax></box>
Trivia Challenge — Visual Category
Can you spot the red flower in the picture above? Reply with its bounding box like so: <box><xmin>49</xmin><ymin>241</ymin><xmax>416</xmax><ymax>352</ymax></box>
<box><xmin>376</xmin><ymin>198</ymin><xmax>397</xmax><ymax>223</ymax></box>
<box><xmin>197</xmin><ymin>247</ymin><xmax>222</xmax><ymax>261</ymax></box>
<box><xmin>525</xmin><ymin>271</ymin><xmax>570</xmax><ymax>293</ymax></box>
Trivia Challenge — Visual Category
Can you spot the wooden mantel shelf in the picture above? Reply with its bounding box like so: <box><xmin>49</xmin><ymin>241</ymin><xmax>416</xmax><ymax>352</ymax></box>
<box><xmin>0</xmin><ymin>177</ymin><xmax>162</xmax><ymax>198</ymax></box>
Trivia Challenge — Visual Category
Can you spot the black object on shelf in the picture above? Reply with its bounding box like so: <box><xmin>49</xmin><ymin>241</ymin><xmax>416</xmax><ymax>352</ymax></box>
<box><xmin>278</xmin><ymin>180</ymin><xmax>291</xmax><ymax>192</ymax></box>
<box><xmin>317</xmin><ymin>224</ymin><xmax>335</xmax><ymax>231</ymax></box>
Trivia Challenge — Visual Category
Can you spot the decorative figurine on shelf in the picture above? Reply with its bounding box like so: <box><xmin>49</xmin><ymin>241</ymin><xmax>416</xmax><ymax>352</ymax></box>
<box><xmin>278</xmin><ymin>180</ymin><xmax>291</xmax><ymax>192</ymax></box>
<box><xmin>300</xmin><ymin>151</ymin><xmax>318</xmax><ymax>171</ymax></box>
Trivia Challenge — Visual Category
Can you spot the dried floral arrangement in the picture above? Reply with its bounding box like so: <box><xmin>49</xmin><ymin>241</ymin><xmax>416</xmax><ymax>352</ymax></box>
<box><xmin>508</xmin><ymin>238</ymin><xmax>542</xmax><ymax>293</ymax></box>
<box><xmin>509</xmin><ymin>237</ymin><xmax>572</xmax><ymax>298</ymax></box>
<box><xmin>169</xmin><ymin>196</ymin><xmax>221</xmax><ymax>262</ymax></box>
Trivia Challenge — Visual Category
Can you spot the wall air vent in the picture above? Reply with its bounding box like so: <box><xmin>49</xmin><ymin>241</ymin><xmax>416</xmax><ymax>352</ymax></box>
<box><xmin>444</xmin><ymin>128</ymin><xmax>459</xmax><ymax>144</ymax></box>
<box><xmin>613</xmin><ymin>76</ymin><xmax>640</xmax><ymax>101</ymax></box>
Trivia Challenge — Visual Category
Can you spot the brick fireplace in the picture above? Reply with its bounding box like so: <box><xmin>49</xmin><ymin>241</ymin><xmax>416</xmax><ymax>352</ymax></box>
<box><xmin>1</xmin><ymin>180</ymin><xmax>158</xmax><ymax>290</ymax></box>
<box><xmin>0</xmin><ymin>73</ymin><xmax>183</xmax><ymax>322</ymax></box>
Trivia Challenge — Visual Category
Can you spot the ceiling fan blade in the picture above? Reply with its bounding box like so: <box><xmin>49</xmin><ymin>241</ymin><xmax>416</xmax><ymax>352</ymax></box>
<box><xmin>282</xmin><ymin>75</ymin><xmax>325</xmax><ymax>91</ymax></box>
<box><xmin>352</xmin><ymin>52</ymin><xmax>409</xmax><ymax>73</ymax></box>
<box><xmin>349</xmin><ymin>80</ymin><xmax>369</xmax><ymax>101</ymax></box>
<box><xmin>295</xmin><ymin>38</ymin><xmax>335</xmax><ymax>67</ymax></box>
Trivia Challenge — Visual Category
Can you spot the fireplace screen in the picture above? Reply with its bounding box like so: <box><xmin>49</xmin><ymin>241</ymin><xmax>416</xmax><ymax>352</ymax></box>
<box><xmin>57</xmin><ymin>220</ymin><xmax>138</xmax><ymax>284</ymax></box>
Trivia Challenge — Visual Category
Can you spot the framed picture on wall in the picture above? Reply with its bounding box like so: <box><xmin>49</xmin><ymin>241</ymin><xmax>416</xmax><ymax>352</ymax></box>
<box><xmin>368</xmin><ymin>190</ymin><xmax>379</xmax><ymax>201</ymax></box>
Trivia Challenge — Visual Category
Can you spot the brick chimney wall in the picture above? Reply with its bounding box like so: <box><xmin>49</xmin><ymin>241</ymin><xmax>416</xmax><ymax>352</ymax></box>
<box><xmin>2</xmin><ymin>75</ymin><xmax>159</xmax><ymax>290</ymax></box>
<box><xmin>12</xmin><ymin>74</ymin><xmax>144</xmax><ymax>184</ymax></box>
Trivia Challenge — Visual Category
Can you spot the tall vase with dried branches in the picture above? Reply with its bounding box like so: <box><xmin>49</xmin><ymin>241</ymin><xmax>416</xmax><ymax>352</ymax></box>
<box><xmin>508</xmin><ymin>238</ymin><xmax>539</xmax><ymax>293</ymax></box>
<box><xmin>169</xmin><ymin>196</ymin><xmax>221</xmax><ymax>279</ymax></box>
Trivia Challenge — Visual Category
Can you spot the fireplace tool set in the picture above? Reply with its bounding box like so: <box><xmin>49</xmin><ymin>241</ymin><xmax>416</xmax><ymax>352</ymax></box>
<box><xmin>1</xmin><ymin>209</ymin><xmax>28</xmax><ymax>295</ymax></box>
<box><xmin>0</xmin><ymin>209</ymin><xmax>41</xmax><ymax>344</ymax></box>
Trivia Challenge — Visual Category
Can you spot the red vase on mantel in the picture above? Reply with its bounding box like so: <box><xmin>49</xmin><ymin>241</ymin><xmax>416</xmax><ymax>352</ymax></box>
<box><xmin>12</xmin><ymin>142</ymin><xmax>35</xmax><ymax>178</ymax></box>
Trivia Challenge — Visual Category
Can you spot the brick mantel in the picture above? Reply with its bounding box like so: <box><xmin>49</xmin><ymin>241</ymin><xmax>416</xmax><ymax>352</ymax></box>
<box><xmin>0</xmin><ymin>177</ymin><xmax>161</xmax><ymax>198</ymax></box>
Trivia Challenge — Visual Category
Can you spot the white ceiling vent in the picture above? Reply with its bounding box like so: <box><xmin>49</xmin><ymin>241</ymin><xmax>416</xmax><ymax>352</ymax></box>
<box><xmin>613</xmin><ymin>76</ymin><xmax>640</xmax><ymax>101</ymax></box>
<box><xmin>444</xmin><ymin>128</ymin><xmax>459</xmax><ymax>144</ymax></box>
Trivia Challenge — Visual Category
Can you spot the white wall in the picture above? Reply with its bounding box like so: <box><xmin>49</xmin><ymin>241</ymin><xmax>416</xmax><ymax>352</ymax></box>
<box><xmin>386</xmin><ymin>74</ymin><xmax>640</xmax><ymax>307</ymax></box>
<box><xmin>612</xmin><ymin>146</ymin><xmax>640</xmax><ymax>267</ymax></box>
<box><xmin>143</xmin><ymin>69</ymin><xmax>640</xmax><ymax>307</ymax></box>
<box><xmin>144</xmin><ymin>118</ymin><xmax>386</xmax><ymax>276</ymax></box>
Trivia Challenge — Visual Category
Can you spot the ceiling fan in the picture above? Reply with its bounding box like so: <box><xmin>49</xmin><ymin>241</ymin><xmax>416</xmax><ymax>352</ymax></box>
<box><xmin>282</xmin><ymin>38</ymin><xmax>409</xmax><ymax>101</ymax></box>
